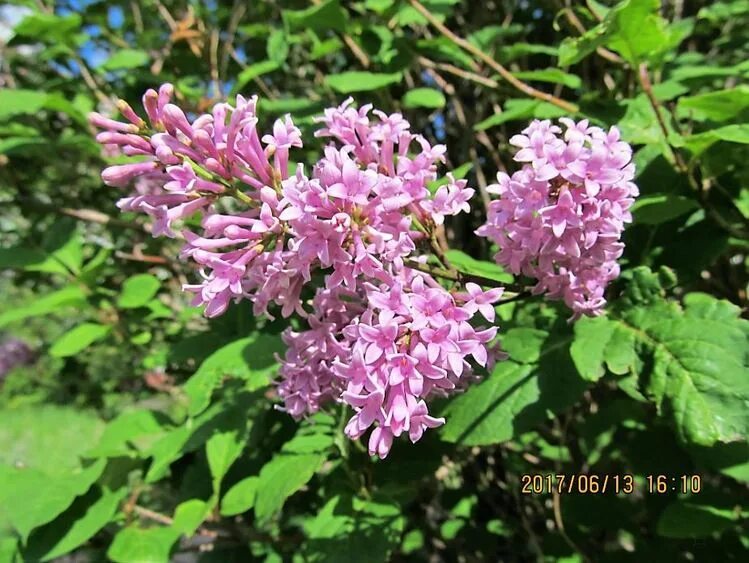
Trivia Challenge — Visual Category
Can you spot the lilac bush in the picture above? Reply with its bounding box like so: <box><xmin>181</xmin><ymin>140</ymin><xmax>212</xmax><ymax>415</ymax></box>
<box><xmin>91</xmin><ymin>88</ymin><xmax>636</xmax><ymax>457</ymax></box>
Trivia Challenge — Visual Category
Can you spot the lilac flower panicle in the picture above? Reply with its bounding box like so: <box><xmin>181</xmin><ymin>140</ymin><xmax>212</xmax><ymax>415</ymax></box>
<box><xmin>91</xmin><ymin>88</ymin><xmax>495</xmax><ymax>456</ymax></box>
<box><xmin>477</xmin><ymin>118</ymin><xmax>638</xmax><ymax>318</ymax></box>
<box><xmin>93</xmin><ymin>92</ymin><xmax>633</xmax><ymax>457</ymax></box>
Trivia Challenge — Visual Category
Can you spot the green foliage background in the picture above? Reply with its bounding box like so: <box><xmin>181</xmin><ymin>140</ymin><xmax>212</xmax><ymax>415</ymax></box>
<box><xmin>1</xmin><ymin>0</ymin><xmax>748</xmax><ymax>561</ymax></box>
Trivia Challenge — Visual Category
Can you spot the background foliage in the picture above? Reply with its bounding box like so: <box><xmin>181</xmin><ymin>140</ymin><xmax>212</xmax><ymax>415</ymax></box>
<box><xmin>1</xmin><ymin>0</ymin><xmax>748</xmax><ymax>561</ymax></box>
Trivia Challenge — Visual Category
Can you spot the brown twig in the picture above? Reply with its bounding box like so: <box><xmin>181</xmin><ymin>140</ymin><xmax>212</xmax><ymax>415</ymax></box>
<box><xmin>638</xmin><ymin>63</ymin><xmax>749</xmax><ymax>239</ymax></box>
<box><xmin>209</xmin><ymin>28</ymin><xmax>221</xmax><ymax>99</ymax></box>
<box><xmin>418</xmin><ymin>56</ymin><xmax>499</xmax><ymax>89</ymax></box>
<box><xmin>115</xmin><ymin>251</ymin><xmax>170</xmax><ymax>265</ymax></box>
<box><xmin>308</xmin><ymin>0</ymin><xmax>370</xmax><ymax>68</ymax></box>
<box><xmin>637</xmin><ymin>63</ymin><xmax>687</xmax><ymax>172</ymax></box>
<box><xmin>561</xmin><ymin>5</ymin><xmax>623</xmax><ymax>64</ymax></box>
<box><xmin>220</xmin><ymin>0</ymin><xmax>248</xmax><ymax>78</ymax></box>
<box><xmin>409</xmin><ymin>0</ymin><xmax>578</xmax><ymax>113</ymax></box>
<box><xmin>133</xmin><ymin>505</ymin><xmax>173</xmax><ymax>526</ymax></box>
<box><xmin>61</xmin><ymin>207</ymin><xmax>142</xmax><ymax>230</ymax></box>
<box><xmin>342</xmin><ymin>35</ymin><xmax>371</xmax><ymax>68</ymax></box>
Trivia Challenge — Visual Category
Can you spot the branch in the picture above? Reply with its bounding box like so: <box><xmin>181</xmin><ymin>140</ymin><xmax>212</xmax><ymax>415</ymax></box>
<box><xmin>417</xmin><ymin>56</ymin><xmax>499</xmax><ymax>90</ymax></box>
<box><xmin>637</xmin><ymin>63</ymin><xmax>687</xmax><ymax>173</ymax></box>
<box><xmin>408</xmin><ymin>0</ymin><xmax>578</xmax><ymax>113</ymax></box>
<box><xmin>638</xmin><ymin>63</ymin><xmax>749</xmax><ymax>239</ymax></box>
<box><xmin>404</xmin><ymin>259</ymin><xmax>526</xmax><ymax>293</ymax></box>
<box><xmin>561</xmin><ymin>6</ymin><xmax>623</xmax><ymax>65</ymax></box>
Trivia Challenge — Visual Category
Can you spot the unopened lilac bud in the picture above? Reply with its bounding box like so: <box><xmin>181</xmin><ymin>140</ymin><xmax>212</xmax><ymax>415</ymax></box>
<box><xmin>203</xmin><ymin>158</ymin><xmax>228</xmax><ymax>178</ymax></box>
<box><xmin>162</xmin><ymin>103</ymin><xmax>193</xmax><ymax>137</ymax></box>
<box><xmin>88</xmin><ymin>112</ymin><xmax>139</xmax><ymax>133</ymax></box>
<box><xmin>95</xmin><ymin>132</ymin><xmax>152</xmax><ymax>153</ymax></box>
<box><xmin>157</xmin><ymin>83</ymin><xmax>174</xmax><ymax>111</ymax></box>
<box><xmin>122</xmin><ymin>145</ymin><xmax>151</xmax><ymax>156</ymax></box>
<box><xmin>142</xmin><ymin>89</ymin><xmax>161</xmax><ymax>125</ymax></box>
<box><xmin>102</xmin><ymin>161</ymin><xmax>159</xmax><ymax>187</ymax></box>
<box><xmin>154</xmin><ymin>144</ymin><xmax>180</xmax><ymax>165</ymax></box>
<box><xmin>116</xmin><ymin>99</ymin><xmax>145</xmax><ymax>128</ymax></box>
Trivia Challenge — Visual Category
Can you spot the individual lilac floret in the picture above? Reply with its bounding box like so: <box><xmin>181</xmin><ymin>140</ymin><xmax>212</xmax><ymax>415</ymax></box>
<box><xmin>477</xmin><ymin>119</ymin><xmax>638</xmax><ymax>318</ymax></box>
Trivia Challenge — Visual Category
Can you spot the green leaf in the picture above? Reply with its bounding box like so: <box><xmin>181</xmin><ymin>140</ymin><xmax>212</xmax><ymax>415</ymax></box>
<box><xmin>441</xmin><ymin>327</ymin><xmax>588</xmax><ymax>445</ymax></box>
<box><xmin>558</xmin><ymin>23</ymin><xmax>609</xmax><ymax>66</ymax></box>
<box><xmin>0</xmin><ymin>90</ymin><xmax>49</xmax><ymax>120</ymax></box>
<box><xmin>0</xmin><ymin>285</ymin><xmax>86</xmax><ymax>328</ymax></box>
<box><xmin>0</xmin><ymin>536</ymin><xmax>18</xmax><ymax>563</ymax></box>
<box><xmin>558</xmin><ymin>0</ymin><xmax>676</xmax><ymax>66</ymax></box>
<box><xmin>172</xmin><ymin>500</ymin><xmax>210</xmax><ymax>537</ymax></box>
<box><xmin>23</xmin><ymin>485</ymin><xmax>128</xmax><ymax>561</ymax></box>
<box><xmin>183</xmin><ymin>333</ymin><xmax>284</xmax><ymax>416</ymax></box>
<box><xmin>145</xmin><ymin>392</ymin><xmax>258</xmax><ymax>483</ymax></box>
<box><xmin>698</xmin><ymin>0</ymin><xmax>749</xmax><ymax>22</ymax></box>
<box><xmin>499</xmin><ymin>42</ymin><xmax>557</xmax><ymax>62</ymax></box>
<box><xmin>49</xmin><ymin>323</ymin><xmax>111</xmax><ymax>358</ymax></box>
<box><xmin>107</xmin><ymin>526</ymin><xmax>180</xmax><ymax>563</ymax></box>
<box><xmin>630</xmin><ymin>194</ymin><xmax>699</xmax><ymax>225</ymax></box>
<box><xmin>605</xmin><ymin>0</ymin><xmax>671</xmax><ymax>65</ymax></box>
<box><xmin>267</xmin><ymin>30</ymin><xmax>289</xmax><ymax>65</ymax></box>
<box><xmin>87</xmin><ymin>410</ymin><xmax>166</xmax><ymax>459</ymax></box>
<box><xmin>445</xmin><ymin>250</ymin><xmax>513</xmax><ymax>283</ymax></box>
<box><xmin>234</xmin><ymin>60</ymin><xmax>280</xmax><ymax>93</ymax></box>
<box><xmin>681</xmin><ymin>124</ymin><xmax>749</xmax><ymax>157</ymax></box>
<box><xmin>254</xmin><ymin>453</ymin><xmax>326</xmax><ymax>522</ymax></box>
<box><xmin>0</xmin><ymin>406</ymin><xmax>104</xmax><ymax>472</ymax></box>
<box><xmin>677</xmin><ymin>85</ymin><xmax>749</xmax><ymax>122</ymax></box>
<box><xmin>689</xmin><ymin>442</ymin><xmax>749</xmax><ymax>484</ymax></box>
<box><xmin>656</xmin><ymin>502</ymin><xmax>738</xmax><ymax>538</ymax></box>
<box><xmin>440</xmin><ymin>519</ymin><xmax>465</xmax><ymax>540</ymax></box>
<box><xmin>13</xmin><ymin>13</ymin><xmax>81</xmax><ymax>42</ymax></box>
<box><xmin>206</xmin><ymin>430</ymin><xmax>245</xmax><ymax>495</ymax></box>
<box><xmin>41</xmin><ymin>220</ymin><xmax>84</xmax><ymax>275</ymax></box>
<box><xmin>571</xmin><ymin>316</ymin><xmax>638</xmax><ymax>381</ymax></box>
<box><xmin>253</xmin><ymin>421</ymin><xmax>333</xmax><ymax>522</ymax></box>
<box><xmin>394</xmin><ymin>0</ymin><xmax>460</xmax><ymax>26</ymax></box>
<box><xmin>0</xmin><ymin>136</ymin><xmax>47</xmax><ymax>155</ymax></box>
<box><xmin>572</xmin><ymin>274</ymin><xmax>749</xmax><ymax>446</ymax></box>
<box><xmin>416</xmin><ymin>38</ymin><xmax>476</xmax><ymax>70</ymax></box>
<box><xmin>100</xmin><ymin>49</ymin><xmax>150</xmax><ymax>71</ymax></box>
<box><xmin>467</xmin><ymin>24</ymin><xmax>524</xmax><ymax>51</ymax></box>
<box><xmin>0</xmin><ymin>460</ymin><xmax>105</xmax><ymax>542</ymax></box>
<box><xmin>0</xmin><ymin>246</ymin><xmax>51</xmax><ymax>271</ymax></box>
<box><xmin>401</xmin><ymin>529</ymin><xmax>424</xmax><ymax>553</ymax></box>
<box><xmin>474</xmin><ymin>99</ymin><xmax>566</xmax><ymax>131</ymax></box>
<box><xmin>282</xmin><ymin>0</ymin><xmax>348</xmax><ymax>33</ymax></box>
<box><xmin>402</xmin><ymin>88</ymin><xmax>446</xmax><ymax>109</ymax></box>
<box><xmin>311</xmin><ymin>36</ymin><xmax>345</xmax><ymax>60</ymax></box>
<box><xmin>117</xmin><ymin>274</ymin><xmax>160</xmax><ymax>309</ymax></box>
<box><xmin>301</xmin><ymin>495</ymin><xmax>405</xmax><ymax>563</ymax></box>
<box><xmin>617</xmin><ymin>94</ymin><xmax>674</xmax><ymax>149</ymax></box>
<box><xmin>220</xmin><ymin>476</ymin><xmax>259</xmax><ymax>516</ymax></box>
<box><xmin>325</xmin><ymin>72</ymin><xmax>402</xmax><ymax>94</ymax></box>
<box><xmin>512</xmin><ymin>68</ymin><xmax>581</xmax><ymax>89</ymax></box>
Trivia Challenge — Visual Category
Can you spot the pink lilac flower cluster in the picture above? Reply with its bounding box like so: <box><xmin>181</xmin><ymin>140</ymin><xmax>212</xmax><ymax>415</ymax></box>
<box><xmin>477</xmin><ymin>118</ymin><xmax>637</xmax><ymax>318</ymax></box>
<box><xmin>92</xmin><ymin>88</ymin><xmax>502</xmax><ymax>457</ymax></box>
<box><xmin>278</xmin><ymin>266</ymin><xmax>503</xmax><ymax>458</ymax></box>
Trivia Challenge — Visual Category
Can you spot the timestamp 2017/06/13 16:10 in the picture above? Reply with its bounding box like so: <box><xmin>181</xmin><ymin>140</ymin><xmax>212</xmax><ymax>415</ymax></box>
<box><xmin>520</xmin><ymin>474</ymin><xmax>703</xmax><ymax>495</ymax></box>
